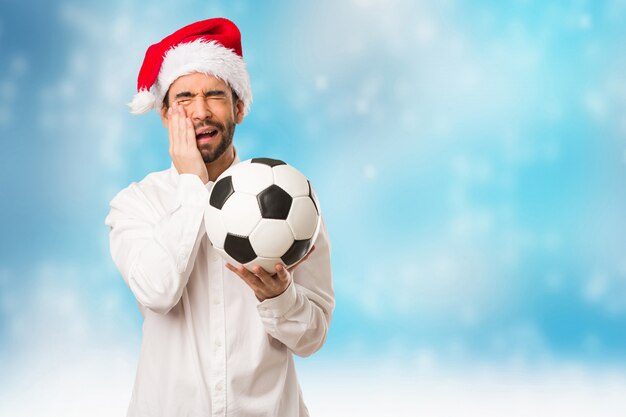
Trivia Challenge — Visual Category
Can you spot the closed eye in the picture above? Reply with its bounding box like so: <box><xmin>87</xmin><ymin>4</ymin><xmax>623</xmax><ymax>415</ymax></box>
<box><xmin>173</xmin><ymin>91</ymin><xmax>195</xmax><ymax>104</ymax></box>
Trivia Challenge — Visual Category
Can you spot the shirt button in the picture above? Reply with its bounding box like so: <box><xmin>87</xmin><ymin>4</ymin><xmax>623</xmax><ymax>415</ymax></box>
<box><xmin>213</xmin><ymin>298</ymin><xmax>221</xmax><ymax>305</ymax></box>
<box><xmin>215</xmin><ymin>381</ymin><xmax>223</xmax><ymax>391</ymax></box>
<box><xmin>215</xmin><ymin>339</ymin><xmax>222</xmax><ymax>348</ymax></box>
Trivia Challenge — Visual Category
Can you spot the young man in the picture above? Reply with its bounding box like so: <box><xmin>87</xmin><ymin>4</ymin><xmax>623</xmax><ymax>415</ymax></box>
<box><xmin>105</xmin><ymin>18</ymin><xmax>334</xmax><ymax>417</ymax></box>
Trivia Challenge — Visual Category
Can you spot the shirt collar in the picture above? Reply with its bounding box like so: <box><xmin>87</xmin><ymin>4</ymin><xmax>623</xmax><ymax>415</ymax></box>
<box><xmin>168</xmin><ymin>147</ymin><xmax>240</xmax><ymax>186</ymax></box>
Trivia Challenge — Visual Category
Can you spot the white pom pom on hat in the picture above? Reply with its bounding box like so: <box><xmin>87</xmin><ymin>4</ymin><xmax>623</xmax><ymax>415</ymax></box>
<box><xmin>128</xmin><ymin>89</ymin><xmax>156</xmax><ymax>115</ymax></box>
<box><xmin>128</xmin><ymin>18</ymin><xmax>252</xmax><ymax>116</ymax></box>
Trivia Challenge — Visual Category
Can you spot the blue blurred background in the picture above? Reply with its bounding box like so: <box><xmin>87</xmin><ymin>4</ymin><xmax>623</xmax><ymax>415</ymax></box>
<box><xmin>1</xmin><ymin>0</ymin><xmax>625</xmax><ymax>415</ymax></box>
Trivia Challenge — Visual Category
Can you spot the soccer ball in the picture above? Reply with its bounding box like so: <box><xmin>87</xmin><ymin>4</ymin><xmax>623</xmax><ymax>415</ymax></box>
<box><xmin>204</xmin><ymin>157</ymin><xmax>321</xmax><ymax>273</ymax></box>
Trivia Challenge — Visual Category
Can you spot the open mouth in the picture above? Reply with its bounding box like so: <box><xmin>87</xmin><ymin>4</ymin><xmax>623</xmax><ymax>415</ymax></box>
<box><xmin>195</xmin><ymin>127</ymin><xmax>219</xmax><ymax>141</ymax></box>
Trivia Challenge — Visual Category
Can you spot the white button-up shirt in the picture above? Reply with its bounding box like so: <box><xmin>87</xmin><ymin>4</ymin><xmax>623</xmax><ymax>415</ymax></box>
<box><xmin>105</xmin><ymin>154</ymin><xmax>334</xmax><ymax>417</ymax></box>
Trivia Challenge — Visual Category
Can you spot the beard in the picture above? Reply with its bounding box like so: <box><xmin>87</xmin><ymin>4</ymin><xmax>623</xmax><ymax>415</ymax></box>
<box><xmin>195</xmin><ymin>117</ymin><xmax>236</xmax><ymax>163</ymax></box>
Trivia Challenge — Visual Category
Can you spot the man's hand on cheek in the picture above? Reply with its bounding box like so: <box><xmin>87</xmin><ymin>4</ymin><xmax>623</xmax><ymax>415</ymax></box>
<box><xmin>167</xmin><ymin>103</ymin><xmax>209</xmax><ymax>184</ymax></box>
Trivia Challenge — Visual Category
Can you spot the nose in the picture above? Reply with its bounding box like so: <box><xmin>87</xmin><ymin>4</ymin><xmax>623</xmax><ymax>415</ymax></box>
<box><xmin>188</xmin><ymin>96</ymin><xmax>212</xmax><ymax>122</ymax></box>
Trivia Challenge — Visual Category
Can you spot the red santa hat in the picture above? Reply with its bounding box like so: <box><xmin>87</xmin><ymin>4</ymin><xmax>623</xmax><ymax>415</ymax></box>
<box><xmin>129</xmin><ymin>18</ymin><xmax>252</xmax><ymax>116</ymax></box>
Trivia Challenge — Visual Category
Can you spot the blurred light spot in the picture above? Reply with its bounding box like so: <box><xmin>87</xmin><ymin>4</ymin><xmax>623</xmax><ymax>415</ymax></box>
<box><xmin>59</xmin><ymin>79</ymin><xmax>77</xmax><ymax>100</ymax></box>
<box><xmin>542</xmin><ymin>232</ymin><xmax>561</xmax><ymax>252</ymax></box>
<box><xmin>38</xmin><ymin>111</ymin><xmax>55</xmax><ymax>131</ymax></box>
<box><xmin>415</xmin><ymin>20</ymin><xmax>436</xmax><ymax>46</ymax></box>
<box><xmin>0</xmin><ymin>107</ymin><xmax>11</xmax><ymax>126</ymax></box>
<box><xmin>451</xmin><ymin>155</ymin><xmax>492</xmax><ymax>182</ymax></box>
<box><xmin>111</xmin><ymin>14</ymin><xmax>131</xmax><ymax>43</ymax></box>
<box><xmin>584</xmin><ymin>91</ymin><xmax>607</xmax><ymax>122</ymax></box>
<box><xmin>412</xmin><ymin>348</ymin><xmax>436</xmax><ymax>370</ymax></box>
<box><xmin>459</xmin><ymin>305</ymin><xmax>481</xmax><ymax>327</ymax></box>
<box><xmin>400</xmin><ymin>109</ymin><xmax>419</xmax><ymax>130</ymax></box>
<box><xmin>351</xmin><ymin>0</ymin><xmax>384</xmax><ymax>9</ymax></box>
<box><xmin>579</xmin><ymin>14</ymin><xmax>592</xmax><ymax>30</ymax></box>
<box><xmin>458</xmin><ymin>64</ymin><xmax>481</xmax><ymax>91</ymax></box>
<box><xmin>314</xmin><ymin>75</ymin><xmax>328</xmax><ymax>91</ymax></box>
<box><xmin>545</xmin><ymin>271</ymin><xmax>563</xmax><ymax>292</ymax></box>
<box><xmin>583</xmin><ymin>333</ymin><xmax>601</xmax><ymax>353</ymax></box>
<box><xmin>363</xmin><ymin>164</ymin><xmax>377</xmax><ymax>180</ymax></box>
<box><xmin>583</xmin><ymin>273</ymin><xmax>607</xmax><ymax>302</ymax></box>
<box><xmin>433</xmin><ymin>115</ymin><xmax>452</xmax><ymax>136</ymax></box>
<box><xmin>544</xmin><ymin>101</ymin><xmax>563</xmax><ymax>121</ymax></box>
<box><xmin>542</xmin><ymin>142</ymin><xmax>560</xmax><ymax>161</ymax></box>
<box><xmin>450</xmin><ymin>211</ymin><xmax>493</xmax><ymax>237</ymax></box>
<box><xmin>10</xmin><ymin>55</ymin><xmax>28</xmax><ymax>75</ymax></box>
<box><xmin>447</xmin><ymin>338</ymin><xmax>467</xmax><ymax>359</ymax></box>
<box><xmin>0</xmin><ymin>80</ymin><xmax>16</xmax><ymax>100</ymax></box>
<box><xmin>355</xmin><ymin>98</ymin><xmax>369</xmax><ymax>114</ymax></box>
<box><xmin>70</xmin><ymin>53</ymin><xmax>89</xmax><ymax>75</ymax></box>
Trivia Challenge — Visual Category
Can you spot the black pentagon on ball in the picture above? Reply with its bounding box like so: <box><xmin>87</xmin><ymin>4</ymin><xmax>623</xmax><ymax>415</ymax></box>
<box><xmin>282</xmin><ymin>239</ymin><xmax>312</xmax><ymax>266</ymax></box>
<box><xmin>224</xmin><ymin>233</ymin><xmax>257</xmax><ymax>264</ymax></box>
<box><xmin>251</xmin><ymin>157</ymin><xmax>286</xmax><ymax>167</ymax></box>
<box><xmin>210</xmin><ymin>176</ymin><xmax>235</xmax><ymax>209</ymax></box>
<box><xmin>307</xmin><ymin>180</ymin><xmax>320</xmax><ymax>215</ymax></box>
<box><xmin>257</xmin><ymin>184</ymin><xmax>292</xmax><ymax>219</ymax></box>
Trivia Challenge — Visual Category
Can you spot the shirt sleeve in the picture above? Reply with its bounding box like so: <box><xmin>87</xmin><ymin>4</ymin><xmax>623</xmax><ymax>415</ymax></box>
<box><xmin>256</xmin><ymin>218</ymin><xmax>335</xmax><ymax>357</ymax></box>
<box><xmin>105</xmin><ymin>174</ymin><xmax>209</xmax><ymax>314</ymax></box>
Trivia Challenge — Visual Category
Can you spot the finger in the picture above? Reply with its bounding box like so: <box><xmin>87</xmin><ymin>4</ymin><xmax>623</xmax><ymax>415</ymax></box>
<box><xmin>170</xmin><ymin>104</ymin><xmax>181</xmax><ymax>153</ymax></box>
<box><xmin>226</xmin><ymin>263</ymin><xmax>248</xmax><ymax>280</ymax></box>
<box><xmin>177</xmin><ymin>105</ymin><xmax>193</xmax><ymax>147</ymax></box>
<box><xmin>185</xmin><ymin>118</ymin><xmax>195</xmax><ymax>148</ymax></box>
<box><xmin>167</xmin><ymin>106</ymin><xmax>174</xmax><ymax>153</ymax></box>
<box><xmin>177</xmin><ymin>105</ymin><xmax>187</xmax><ymax>148</ymax></box>
<box><xmin>275</xmin><ymin>264</ymin><xmax>291</xmax><ymax>285</ymax></box>
<box><xmin>167</xmin><ymin>106</ymin><xmax>172</xmax><ymax>155</ymax></box>
<box><xmin>252</xmin><ymin>265</ymin><xmax>278</xmax><ymax>288</ymax></box>
<box><xmin>226</xmin><ymin>263</ymin><xmax>261</xmax><ymax>290</ymax></box>
<box><xmin>178</xmin><ymin>105</ymin><xmax>191</xmax><ymax>147</ymax></box>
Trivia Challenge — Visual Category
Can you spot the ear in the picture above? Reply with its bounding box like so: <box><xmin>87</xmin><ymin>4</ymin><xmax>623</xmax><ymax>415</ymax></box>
<box><xmin>160</xmin><ymin>105</ymin><xmax>169</xmax><ymax>129</ymax></box>
<box><xmin>234</xmin><ymin>99</ymin><xmax>245</xmax><ymax>124</ymax></box>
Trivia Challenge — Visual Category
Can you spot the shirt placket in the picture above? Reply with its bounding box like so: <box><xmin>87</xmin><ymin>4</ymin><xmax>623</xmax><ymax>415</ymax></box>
<box><xmin>208</xmin><ymin>249</ymin><xmax>227</xmax><ymax>417</ymax></box>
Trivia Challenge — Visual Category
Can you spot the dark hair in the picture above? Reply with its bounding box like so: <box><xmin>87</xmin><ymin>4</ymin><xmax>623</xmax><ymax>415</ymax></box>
<box><xmin>162</xmin><ymin>90</ymin><xmax>170</xmax><ymax>110</ymax></box>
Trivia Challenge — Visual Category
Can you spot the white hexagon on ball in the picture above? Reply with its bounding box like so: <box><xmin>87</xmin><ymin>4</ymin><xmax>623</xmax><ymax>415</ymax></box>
<box><xmin>220</xmin><ymin>192</ymin><xmax>262</xmax><ymax>237</ymax></box>
<box><xmin>249</xmin><ymin>219</ymin><xmax>295</xmax><ymax>258</ymax></box>
<box><xmin>204</xmin><ymin>205</ymin><xmax>228</xmax><ymax>249</ymax></box>
<box><xmin>231</xmin><ymin>162</ymin><xmax>274</xmax><ymax>195</ymax></box>
<box><xmin>273</xmin><ymin>164</ymin><xmax>310</xmax><ymax>197</ymax></box>
<box><xmin>244</xmin><ymin>256</ymin><xmax>283</xmax><ymax>274</ymax></box>
<box><xmin>287</xmin><ymin>196</ymin><xmax>320</xmax><ymax>240</ymax></box>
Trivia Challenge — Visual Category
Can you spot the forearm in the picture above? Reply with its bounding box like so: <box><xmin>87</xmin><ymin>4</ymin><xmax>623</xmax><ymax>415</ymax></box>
<box><xmin>125</xmin><ymin>208</ymin><xmax>205</xmax><ymax>313</ymax></box>
<box><xmin>257</xmin><ymin>281</ymin><xmax>333</xmax><ymax>357</ymax></box>
<box><xmin>256</xmin><ymin>221</ymin><xmax>335</xmax><ymax>357</ymax></box>
<box><xmin>106</xmin><ymin>174</ymin><xmax>209</xmax><ymax>314</ymax></box>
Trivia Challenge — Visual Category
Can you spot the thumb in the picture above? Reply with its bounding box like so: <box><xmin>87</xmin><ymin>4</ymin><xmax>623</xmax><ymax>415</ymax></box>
<box><xmin>275</xmin><ymin>263</ymin><xmax>290</xmax><ymax>282</ymax></box>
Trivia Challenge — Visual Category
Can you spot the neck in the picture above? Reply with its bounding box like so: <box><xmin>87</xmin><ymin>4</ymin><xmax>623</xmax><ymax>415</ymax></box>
<box><xmin>206</xmin><ymin>145</ymin><xmax>235</xmax><ymax>181</ymax></box>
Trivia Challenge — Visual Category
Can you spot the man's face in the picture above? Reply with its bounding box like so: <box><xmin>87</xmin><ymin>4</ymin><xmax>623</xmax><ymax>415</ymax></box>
<box><xmin>161</xmin><ymin>73</ymin><xmax>245</xmax><ymax>163</ymax></box>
